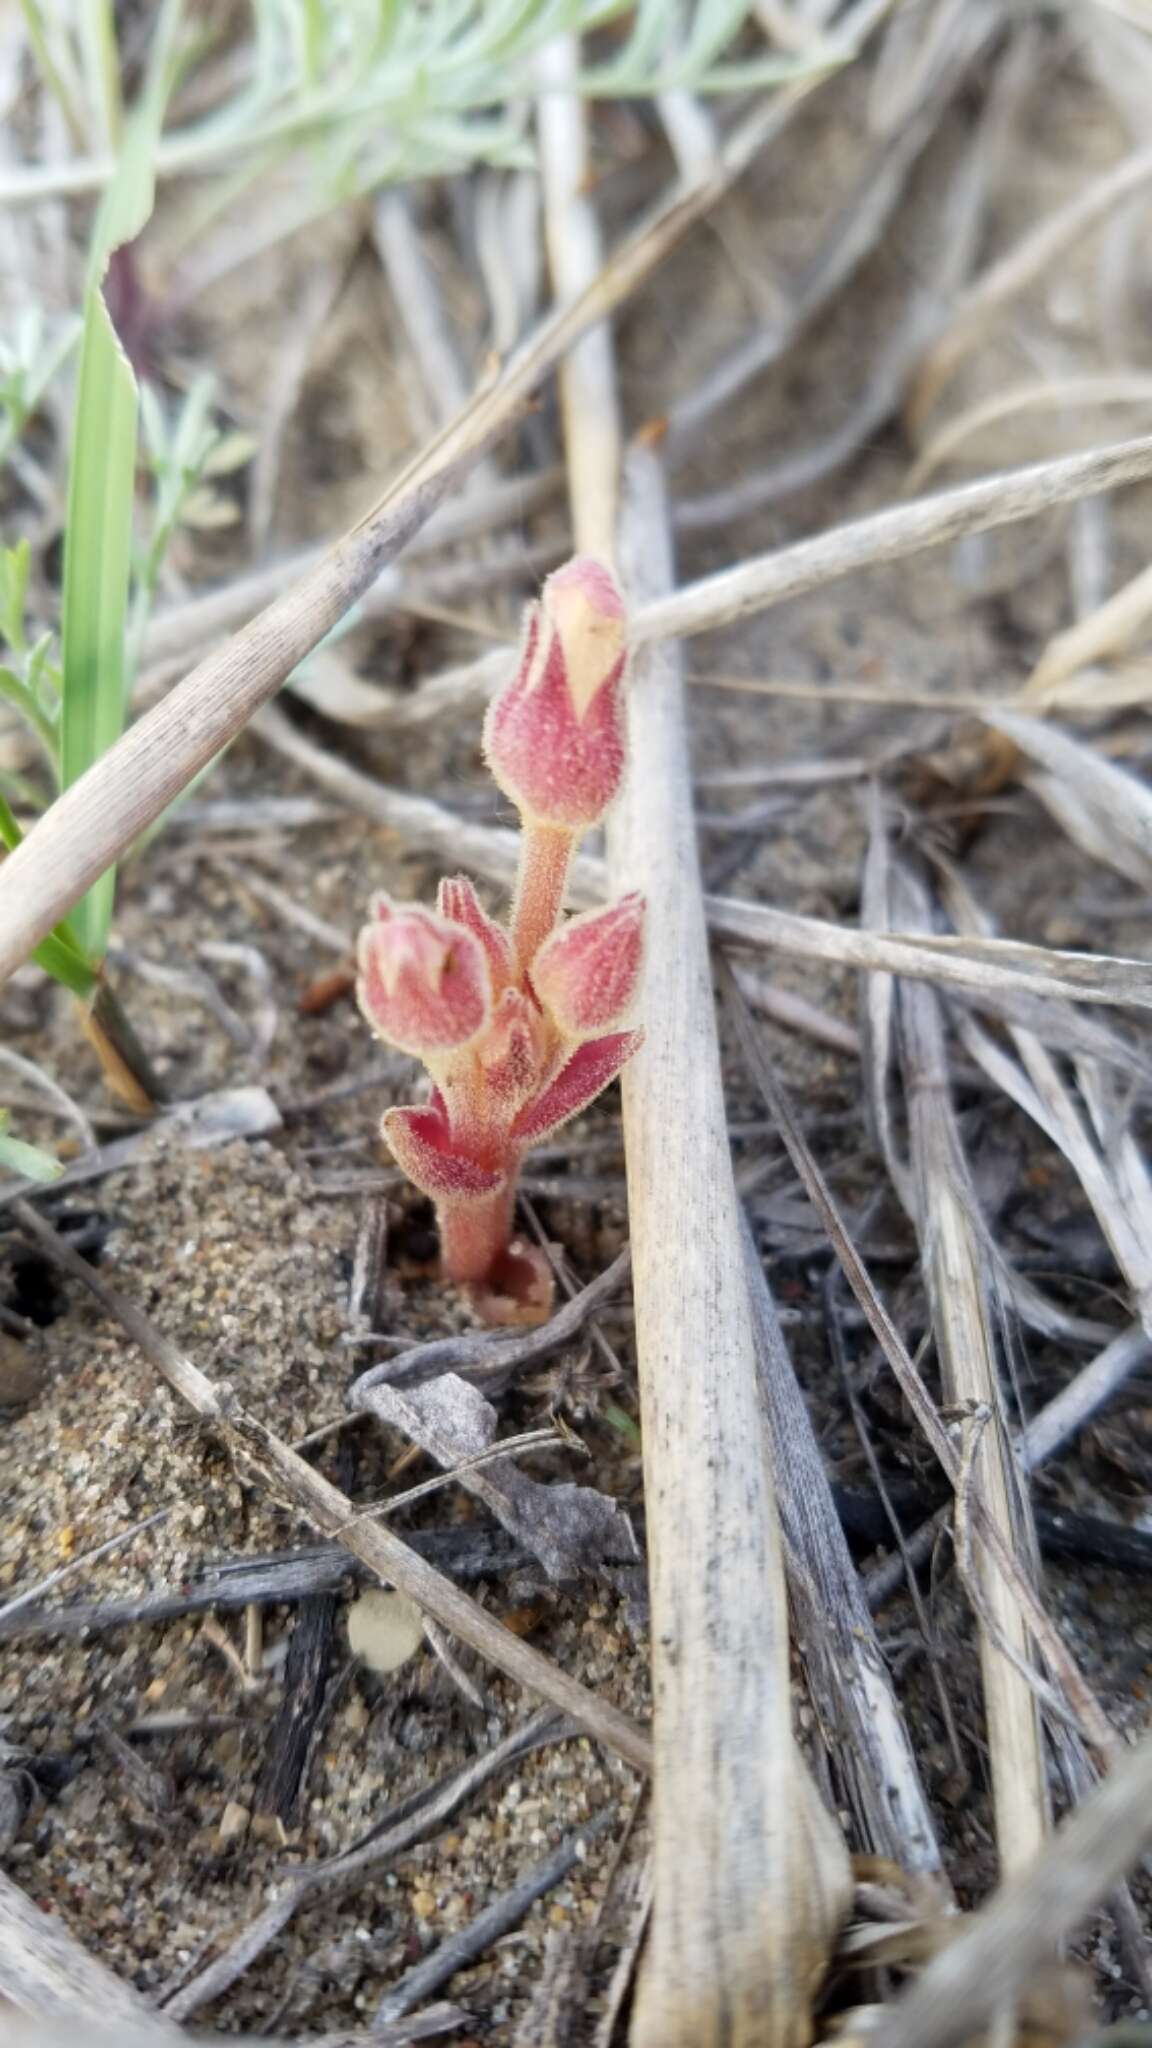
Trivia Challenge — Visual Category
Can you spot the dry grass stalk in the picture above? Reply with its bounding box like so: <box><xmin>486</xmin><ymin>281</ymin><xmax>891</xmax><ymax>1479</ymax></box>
<box><xmin>869</xmin><ymin>1722</ymin><xmax>1152</xmax><ymax>2048</ymax></box>
<box><xmin>612</xmin><ymin>447</ymin><xmax>849</xmax><ymax>2048</ymax></box>
<box><xmin>0</xmin><ymin>1869</ymin><xmax>177</xmax><ymax>2034</ymax></box>
<box><xmin>249</xmin><ymin>708</ymin><xmax>1152</xmax><ymax>1015</ymax></box>
<box><xmin>536</xmin><ymin>36</ymin><xmax>621</xmax><ymax>560</ymax></box>
<box><xmin>719</xmin><ymin>962</ymin><xmax>1123</xmax><ymax>1769</ymax></box>
<box><xmin>895</xmin><ymin>868</ymin><xmax>1048</xmax><ymax>1880</ymax></box>
<box><xmin>0</xmin><ymin>89</ymin><xmax>793</xmax><ymax>986</ymax></box>
<box><xmin>740</xmin><ymin>1209</ymin><xmax>946</xmax><ymax>1883</ymax></box>
<box><xmin>12</xmin><ymin>1202</ymin><xmax>651</xmax><ymax>1775</ymax></box>
<box><xmin>906</xmin><ymin>134</ymin><xmax>1152</xmax><ymax>426</ymax></box>
<box><xmin>940</xmin><ymin>874</ymin><xmax>1152</xmax><ymax>1344</ymax></box>
<box><xmin>634</xmin><ymin>431</ymin><xmax>1152</xmax><ymax>647</ymax></box>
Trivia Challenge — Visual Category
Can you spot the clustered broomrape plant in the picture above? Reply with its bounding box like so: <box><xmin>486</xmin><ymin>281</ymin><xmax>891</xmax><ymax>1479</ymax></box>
<box><xmin>356</xmin><ymin>557</ymin><xmax>644</xmax><ymax>1324</ymax></box>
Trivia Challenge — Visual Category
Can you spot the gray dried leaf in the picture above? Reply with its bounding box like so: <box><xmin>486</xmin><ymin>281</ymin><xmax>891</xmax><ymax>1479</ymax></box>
<box><xmin>361</xmin><ymin>1374</ymin><xmax>638</xmax><ymax>1583</ymax></box>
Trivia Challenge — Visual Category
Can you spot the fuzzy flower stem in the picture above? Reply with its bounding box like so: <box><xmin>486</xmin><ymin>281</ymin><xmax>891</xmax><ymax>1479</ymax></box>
<box><xmin>438</xmin><ymin>1182</ymin><xmax>518</xmax><ymax>1286</ymax></box>
<box><xmin>509</xmin><ymin>820</ymin><xmax>575</xmax><ymax>975</ymax></box>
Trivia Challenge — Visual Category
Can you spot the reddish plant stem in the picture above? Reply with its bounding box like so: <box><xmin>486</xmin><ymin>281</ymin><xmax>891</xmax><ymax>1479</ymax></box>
<box><xmin>510</xmin><ymin>821</ymin><xmax>574</xmax><ymax>974</ymax></box>
<box><xmin>439</xmin><ymin>1181</ymin><xmax>518</xmax><ymax>1285</ymax></box>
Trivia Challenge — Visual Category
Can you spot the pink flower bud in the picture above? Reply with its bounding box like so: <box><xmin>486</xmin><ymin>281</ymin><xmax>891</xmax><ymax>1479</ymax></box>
<box><xmin>357</xmin><ymin>897</ymin><xmax>490</xmax><ymax>1059</ymax></box>
<box><xmin>483</xmin><ymin>556</ymin><xmax>628</xmax><ymax>829</ymax></box>
<box><xmin>511</xmin><ymin>1029</ymin><xmax>644</xmax><ymax>1148</ymax></box>
<box><xmin>530</xmin><ymin>892</ymin><xmax>645</xmax><ymax>1040</ymax></box>
<box><xmin>436</xmin><ymin>875</ymin><xmax>514</xmax><ymax>990</ymax></box>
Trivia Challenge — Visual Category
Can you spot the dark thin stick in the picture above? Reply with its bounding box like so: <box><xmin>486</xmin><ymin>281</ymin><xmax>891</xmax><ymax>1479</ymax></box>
<box><xmin>372</xmin><ymin>1810</ymin><xmax>615</xmax><ymax>2027</ymax></box>
<box><xmin>0</xmin><ymin>1527</ymin><xmax>533</xmax><ymax>1644</ymax></box>
<box><xmin>254</xmin><ymin>1594</ymin><xmax>338</xmax><ymax>1825</ymax></box>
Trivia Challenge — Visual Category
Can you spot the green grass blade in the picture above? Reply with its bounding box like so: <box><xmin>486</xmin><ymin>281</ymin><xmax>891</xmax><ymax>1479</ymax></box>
<box><xmin>59</xmin><ymin>0</ymin><xmax>183</xmax><ymax>962</ymax></box>
<box><xmin>57</xmin><ymin>292</ymin><xmax>138</xmax><ymax>958</ymax></box>
<box><xmin>0</xmin><ymin>791</ymin><xmax>95</xmax><ymax>996</ymax></box>
<box><xmin>0</xmin><ymin>1114</ymin><xmax>64</xmax><ymax>1185</ymax></box>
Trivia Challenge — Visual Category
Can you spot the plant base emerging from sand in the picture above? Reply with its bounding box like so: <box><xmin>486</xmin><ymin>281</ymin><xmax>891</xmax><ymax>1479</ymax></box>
<box><xmin>357</xmin><ymin>557</ymin><xmax>644</xmax><ymax>1324</ymax></box>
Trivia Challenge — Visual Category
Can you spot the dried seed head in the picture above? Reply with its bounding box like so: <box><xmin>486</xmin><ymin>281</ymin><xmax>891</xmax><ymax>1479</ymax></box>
<box><xmin>483</xmin><ymin>555</ymin><xmax>628</xmax><ymax>829</ymax></box>
<box><xmin>357</xmin><ymin>898</ymin><xmax>490</xmax><ymax>1058</ymax></box>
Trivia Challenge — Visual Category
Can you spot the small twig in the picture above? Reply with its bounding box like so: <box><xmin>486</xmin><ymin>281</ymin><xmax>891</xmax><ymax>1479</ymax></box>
<box><xmin>1019</xmin><ymin>1324</ymin><xmax>1152</xmax><ymax>1471</ymax></box>
<box><xmin>0</xmin><ymin>1526</ymin><xmax>533</xmax><ymax>1645</ymax></box>
<box><xmin>254</xmin><ymin>1594</ymin><xmax>338</xmax><ymax>1825</ymax></box>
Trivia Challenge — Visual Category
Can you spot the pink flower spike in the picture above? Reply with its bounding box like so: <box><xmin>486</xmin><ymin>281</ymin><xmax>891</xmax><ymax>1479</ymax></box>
<box><xmin>511</xmin><ymin>1029</ymin><xmax>643</xmax><ymax>1148</ymax></box>
<box><xmin>531</xmin><ymin>892</ymin><xmax>645</xmax><ymax>1039</ymax></box>
<box><xmin>437</xmin><ymin>875</ymin><xmax>514</xmax><ymax>990</ymax></box>
<box><xmin>357</xmin><ymin>898</ymin><xmax>490</xmax><ymax>1059</ymax></box>
<box><xmin>383</xmin><ymin>1103</ymin><xmax>504</xmax><ymax>1202</ymax></box>
<box><xmin>483</xmin><ymin>555</ymin><xmax>628</xmax><ymax>830</ymax></box>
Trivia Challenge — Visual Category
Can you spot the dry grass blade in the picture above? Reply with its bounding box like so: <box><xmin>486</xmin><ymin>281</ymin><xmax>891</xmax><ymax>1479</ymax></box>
<box><xmin>717</xmin><ymin>958</ymin><xmax>1123</xmax><ymax>1767</ymax></box>
<box><xmin>907</xmin><ymin>135</ymin><xmax>1152</xmax><ymax>426</ymax></box>
<box><xmin>536</xmin><ymin>35</ymin><xmax>621</xmax><ymax>560</ymax></box>
<box><xmin>904</xmin><ymin>375</ymin><xmax>1152</xmax><ymax>494</ymax></box>
<box><xmin>941</xmin><ymin>877</ymin><xmax>1152</xmax><ymax>1342</ymax></box>
<box><xmin>896</xmin><ymin>867</ymin><xmax>1048</xmax><ymax>1878</ymax></box>
<box><xmin>741</xmin><ymin>1209</ymin><xmax>946</xmax><ymax>1881</ymax></box>
<box><xmin>982</xmin><ymin>709</ymin><xmax>1152</xmax><ymax>888</ymax></box>
<box><xmin>612</xmin><ymin>447</ymin><xmax>849</xmax><ymax>2048</ymax></box>
<box><xmin>350</xmin><ymin>1247</ymin><xmax>631</xmax><ymax>1394</ymax></box>
<box><xmin>634</xmin><ymin>432</ymin><xmax>1152</xmax><ymax>646</ymax></box>
<box><xmin>11</xmin><ymin>1202</ymin><xmax>651</xmax><ymax>1775</ymax></box>
<box><xmin>709</xmin><ymin>891</ymin><xmax>1152</xmax><ymax>1011</ymax></box>
<box><xmin>869</xmin><ymin>1724</ymin><xmax>1152</xmax><ymax>2048</ymax></box>
<box><xmin>0</xmin><ymin>90</ymin><xmax>792</xmax><ymax>987</ymax></box>
<box><xmin>1022</xmin><ymin>556</ymin><xmax>1152</xmax><ymax>707</ymax></box>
